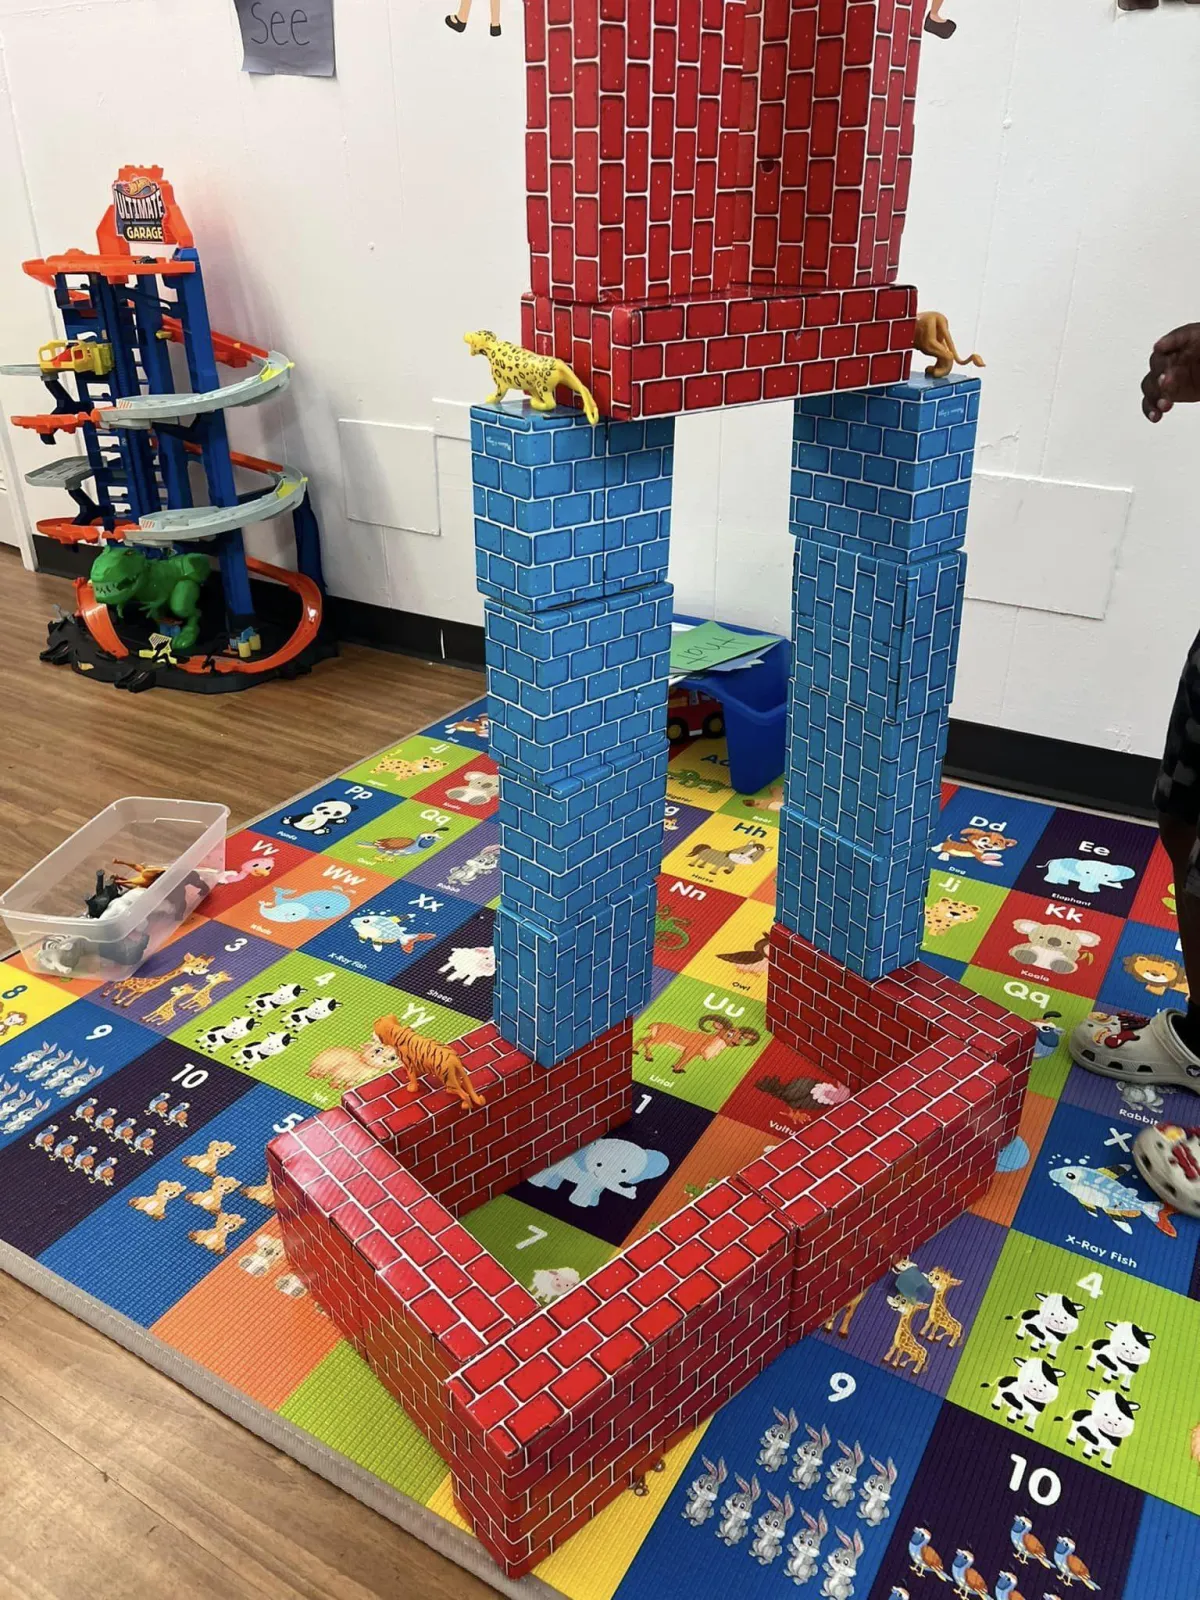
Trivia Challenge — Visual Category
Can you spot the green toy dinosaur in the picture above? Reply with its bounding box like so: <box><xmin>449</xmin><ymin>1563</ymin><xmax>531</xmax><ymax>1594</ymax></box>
<box><xmin>90</xmin><ymin>545</ymin><xmax>211</xmax><ymax>655</ymax></box>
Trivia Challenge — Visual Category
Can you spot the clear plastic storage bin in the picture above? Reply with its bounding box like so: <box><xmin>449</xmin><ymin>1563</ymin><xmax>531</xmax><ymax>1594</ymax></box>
<box><xmin>0</xmin><ymin>797</ymin><xmax>228</xmax><ymax>981</ymax></box>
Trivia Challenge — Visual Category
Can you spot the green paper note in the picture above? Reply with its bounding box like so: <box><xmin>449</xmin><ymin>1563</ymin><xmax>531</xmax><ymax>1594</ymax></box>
<box><xmin>670</xmin><ymin>621</ymin><xmax>782</xmax><ymax>676</ymax></box>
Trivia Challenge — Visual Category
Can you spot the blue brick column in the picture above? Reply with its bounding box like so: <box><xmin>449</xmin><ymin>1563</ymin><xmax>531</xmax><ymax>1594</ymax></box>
<box><xmin>777</xmin><ymin>375</ymin><xmax>980</xmax><ymax>980</ymax></box>
<box><xmin>471</xmin><ymin>401</ymin><xmax>674</xmax><ymax>1064</ymax></box>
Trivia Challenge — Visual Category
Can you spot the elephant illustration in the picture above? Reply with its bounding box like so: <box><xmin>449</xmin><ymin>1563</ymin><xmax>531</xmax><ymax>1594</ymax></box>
<box><xmin>1041</xmin><ymin>858</ymin><xmax>1135</xmax><ymax>895</ymax></box>
<box><xmin>528</xmin><ymin>1137</ymin><xmax>670</xmax><ymax>1208</ymax></box>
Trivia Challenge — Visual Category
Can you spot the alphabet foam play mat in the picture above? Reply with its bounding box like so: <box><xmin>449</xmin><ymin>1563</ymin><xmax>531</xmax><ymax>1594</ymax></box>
<box><xmin>0</xmin><ymin>704</ymin><xmax>1195</xmax><ymax>1598</ymax></box>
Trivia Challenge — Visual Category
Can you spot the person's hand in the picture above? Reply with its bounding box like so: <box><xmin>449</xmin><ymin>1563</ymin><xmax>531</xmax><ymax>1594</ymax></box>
<box><xmin>1143</xmin><ymin>324</ymin><xmax>1200</xmax><ymax>421</ymax></box>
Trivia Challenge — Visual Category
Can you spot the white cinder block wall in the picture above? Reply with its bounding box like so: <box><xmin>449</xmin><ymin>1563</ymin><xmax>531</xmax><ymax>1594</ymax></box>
<box><xmin>0</xmin><ymin>0</ymin><xmax>1197</xmax><ymax>758</ymax></box>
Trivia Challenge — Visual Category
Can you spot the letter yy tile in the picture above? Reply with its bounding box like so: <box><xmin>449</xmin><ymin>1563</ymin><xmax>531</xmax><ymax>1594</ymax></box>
<box><xmin>970</xmin><ymin>890</ymin><xmax>1123</xmax><ymax>1002</ymax></box>
<box><xmin>1013</xmin><ymin>808</ymin><xmax>1157</xmax><ymax>919</ymax></box>
<box><xmin>632</xmin><ymin>972</ymin><xmax>769</xmax><ymax>1114</ymax></box>
<box><xmin>341</xmin><ymin>734</ymin><xmax>476</xmax><ymax>800</ymax></box>
<box><xmin>930</xmin><ymin>787</ymin><xmax>1055</xmax><ymax>887</ymax></box>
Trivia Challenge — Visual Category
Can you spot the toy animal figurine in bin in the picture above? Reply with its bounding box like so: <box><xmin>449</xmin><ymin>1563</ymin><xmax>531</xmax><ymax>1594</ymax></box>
<box><xmin>0</xmin><ymin>798</ymin><xmax>227</xmax><ymax>981</ymax></box>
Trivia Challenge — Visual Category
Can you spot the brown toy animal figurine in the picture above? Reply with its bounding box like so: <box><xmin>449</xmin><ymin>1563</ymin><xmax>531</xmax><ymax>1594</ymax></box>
<box><xmin>374</xmin><ymin>1014</ymin><xmax>485</xmax><ymax>1110</ymax></box>
<box><xmin>914</xmin><ymin>312</ymin><xmax>985</xmax><ymax>381</ymax></box>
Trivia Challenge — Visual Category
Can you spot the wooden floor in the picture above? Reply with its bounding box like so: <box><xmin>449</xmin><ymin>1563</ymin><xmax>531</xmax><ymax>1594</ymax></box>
<box><xmin>0</xmin><ymin>549</ymin><xmax>500</xmax><ymax>1600</ymax></box>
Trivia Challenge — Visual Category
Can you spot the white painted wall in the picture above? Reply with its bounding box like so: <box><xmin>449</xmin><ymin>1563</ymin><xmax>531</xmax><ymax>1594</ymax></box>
<box><xmin>0</xmin><ymin>0</ymin><xmax>1197</xmax><ymax>756</ymax></box>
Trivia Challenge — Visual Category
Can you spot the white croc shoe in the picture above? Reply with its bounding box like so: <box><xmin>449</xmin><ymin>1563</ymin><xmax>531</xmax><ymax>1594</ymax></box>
<box><xmin>1069</xmin><ymin>1008</ymin><xmax>1200</xmax><ymax>1093</ymax></box>
<box><xmin>1134</xmin><ymin>1124</ymin><xmax>1200</xmax><ymax>1219</ymax></box>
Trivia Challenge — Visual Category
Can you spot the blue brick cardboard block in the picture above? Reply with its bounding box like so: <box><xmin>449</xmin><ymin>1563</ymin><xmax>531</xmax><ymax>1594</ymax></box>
<box><xmin>775</xmin><ymin>811</ymin><xmax>925</xmax><ymax>981</ymax></box>
<box><xmin>497</xmin><ymin>745</ymin><xmax>668</xmax><ymax>922</ymax></box>
<box><xmin>791</xmin><ymin>378</ymin><xmax>979</xmax><ymax>561</ymax></box>
<box><xmin>484</xmin><ymin>583</ymin><xmax>674</xmax><ymax>784</ymax></box>
<box><xmin>472</xmin><ymin>404</ymin><xmax>675</xmax><ymax>613</ymax></box>
<box><xmin>789</xmin><ymin>539</ymin><xmax>966</xmax><ymax>722</ymax></box>
<box><xmin>494</xmin><ymin>884</ymin><xmax>655</xmax><ymax>1064</ymax></box>
<box><xmin>783</xmin><ymin>696</ymin><xmax>948</xmax><ymax>845</ymax></box>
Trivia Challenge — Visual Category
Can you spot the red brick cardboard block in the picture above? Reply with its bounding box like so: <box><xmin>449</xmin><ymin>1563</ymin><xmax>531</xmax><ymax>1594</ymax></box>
<box><xmin>521</xmin><ymin>284</ymin><xmax>915</xmax><ymax>419</ymax></box>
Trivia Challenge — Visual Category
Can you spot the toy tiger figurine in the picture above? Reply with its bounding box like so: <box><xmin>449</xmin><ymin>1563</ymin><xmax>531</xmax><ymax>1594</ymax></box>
<box><xmin>373</xmin><ymin>1015</ymin><xmax>485</xmax><ymax>1111</ymax></box>
<box><xmin>464</xmin><ymin>330</ymin><xmax>599</xmax><ymax>425</ymax></box>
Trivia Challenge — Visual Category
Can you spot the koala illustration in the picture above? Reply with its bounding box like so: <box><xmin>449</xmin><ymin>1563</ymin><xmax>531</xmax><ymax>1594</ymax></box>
<box><xmin>1009</xmin><ymin>920</ymin><xmax>1101</xmax><ymax>976</ymax></box>
<box><xmin>445</xmin><ymin>770</ymin><xmax>500</xmax><ymax>807</ymax></box>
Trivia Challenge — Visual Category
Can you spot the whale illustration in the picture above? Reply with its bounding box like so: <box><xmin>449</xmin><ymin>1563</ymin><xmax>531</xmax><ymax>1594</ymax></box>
<box><xmin>257</xmin><ymin>887</ymin><xmax>352</xmax><ymax>924</ymax></box>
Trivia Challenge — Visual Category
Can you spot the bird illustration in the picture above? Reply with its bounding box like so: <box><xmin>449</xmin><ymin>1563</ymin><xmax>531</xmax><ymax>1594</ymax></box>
<box><xmin>1052</xmin><ymin>1538</ymin><xmax>1099</xmax><ymax>1591</ymax></box>
<box><xmin>952</xmin><ymin>1550</ymin><xmax>992</xmax><ymax>1598</ymax></box>
<box><xmin>995</xmin><ymin>1575</ymin><xmax>1026</xmax><ymax>1600</ymax></box>
<box><xmin>910</xmin><ymin>1528</ymin><xmax>950</xmax><ymax>1581</ymax></box>
<box><xmin>1011</xmin><ymin>1517</ymin><xmax>1053</xmax><ymax>1568</ymax></box>
<box><xmin>717</xmin><ymin>934</ymin><xmax>771</xmax><ymax>974</ymax></box>
<box><xmin>755</xmin><ymin>1074</ymin><xmax>850</xmax><ymax>1124</ymax></box>
<box><xmin>889</xmin><ymin>1590</ymin><xmax>912</xmax><ymax>1600</ymax></box>
<box><xmin>369</xmin><ymin>829</ymin><xmax>447</xmax><ymax>859</ymax></box>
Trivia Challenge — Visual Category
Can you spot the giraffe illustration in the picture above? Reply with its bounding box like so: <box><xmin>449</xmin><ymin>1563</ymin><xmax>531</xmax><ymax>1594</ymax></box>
<box><xmin>883</xmin><ymin>1295</ymin><xmax>929</xmax><ymax>1375</ymax></box>
<box><xmin>823</xmin><ymin>1290</ymin><xmax>866</xmax><ymax>1338</ymax></box>
<box><xmin>179</xmin><ymin>971</ymin><xmax>234</xmax><ymax>1013</ymax></box>
<box><xmin>919</xmin><ymin>1267</ymin><xmax>964</xmax><ymax>1346</ymax></box>
<box><xmin>144</xmin><ymin>984</ymin><xmax>199</xmax><ymax>1026</ymax></box>
<box><xmin>103</xmin><ymin>952</ymin><xmax>213</xmax><ymax>1008</ymax></box>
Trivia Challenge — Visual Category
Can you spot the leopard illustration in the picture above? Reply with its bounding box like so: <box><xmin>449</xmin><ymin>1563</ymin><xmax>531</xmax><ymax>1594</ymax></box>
<box><xmin>465</xmin><ymin>331</ymin><xmax>599</xmax><ymax>424</ymax></box>
<box><xmin>372</xmin><ymin>755</ymin><xmax>447</xmax><ymax>780</ymax></box>
<box><xmin>923</xmin><ymin>896</ymin><xmax>979</xmax><ymax>939</ymax></box>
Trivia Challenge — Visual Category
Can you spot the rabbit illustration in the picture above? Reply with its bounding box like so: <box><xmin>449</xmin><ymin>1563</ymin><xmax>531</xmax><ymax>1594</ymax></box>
<box><xmin>824</xmin><ymin>1441</ymin><xmax>864</xmax><ymax>1509</ymax></box>
<box><xmin>791</xmin><ymin>1423</ymin><xmax>831</xmax><ymax>1489</ymax></box>
<box><xmin>785</xmin><ymin>1509</ymin><xmax>828</xmax><ymax>1586</ymax></box>
<box><xmin>750</xmin><ymin>1490</ymin><xmax>794</xmax><ymax>1565</ymax></box>
<box><xmin>717</xmin><ymin>1474</ymin><xmax>760</xmax><ymax>1545</ymax></box>
<box><xmin>821</xmin><ymin>1528</ymin><xmax>864</xmax><ymax>1600</ymax></box>
<box><xmin>758</xmin><ymin>1407</ymin><xmax>800</xmax><ymax>1472</ymax></box>
<box><xmin>683</xmin><ymin>1456</ymin><xmax>727</xmax><ymax>1526</ymax></box>
<box><xmin>857</xmin><ymin>1456</ymin><xmax>898</xmax><ymax>1526</ymax></box>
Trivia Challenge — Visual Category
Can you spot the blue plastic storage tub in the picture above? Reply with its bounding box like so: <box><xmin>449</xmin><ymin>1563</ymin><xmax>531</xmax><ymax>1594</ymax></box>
<box><xmin>675</xmin><ymin>615</ymin><xmax>790</xmax><ymax>796</ymax></box>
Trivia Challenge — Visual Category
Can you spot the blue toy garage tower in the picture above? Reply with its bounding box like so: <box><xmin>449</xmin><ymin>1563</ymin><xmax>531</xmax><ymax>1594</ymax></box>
<box><xmin>4</xmin><ymin>166</ymin><xmax>328</xmax><ymax>692</ymax></box>
<box><xmin>471</xmin><ymin>0</ymin><xmax>980</xmax><ymax>1064</ymax></box>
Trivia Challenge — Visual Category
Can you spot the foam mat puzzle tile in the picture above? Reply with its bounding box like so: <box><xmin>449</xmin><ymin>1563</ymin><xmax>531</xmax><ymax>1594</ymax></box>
<box><xmin>0</xmin><ymin>705</ymin><xmax>1195</xmax><ymax>1599</ymax></box>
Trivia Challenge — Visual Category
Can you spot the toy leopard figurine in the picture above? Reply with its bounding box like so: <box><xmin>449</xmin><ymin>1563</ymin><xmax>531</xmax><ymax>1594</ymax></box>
<box><xmin>90</xmin><ymin>545</ymin><xmax>211</xmax><ymax>655</ymax></box>
<box><xmin>464</xmin><ymin>330</ymin><xmax>599</xmax><ymax>424</ymax></box>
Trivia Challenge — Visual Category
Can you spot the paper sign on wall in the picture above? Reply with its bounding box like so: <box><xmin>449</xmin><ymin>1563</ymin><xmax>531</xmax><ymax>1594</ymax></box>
<box><xmin>234</xmin><ymin>0</ymin><xmax>335</xmax><ymax>77</ymax></box>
